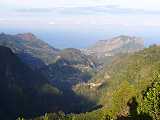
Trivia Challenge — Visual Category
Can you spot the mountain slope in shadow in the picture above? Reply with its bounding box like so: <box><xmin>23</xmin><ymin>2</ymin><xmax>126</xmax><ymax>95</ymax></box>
<box><xmin>0</xmin><ymin>46</ymin><xmax>98</xmax><ymax>120</ymax></box>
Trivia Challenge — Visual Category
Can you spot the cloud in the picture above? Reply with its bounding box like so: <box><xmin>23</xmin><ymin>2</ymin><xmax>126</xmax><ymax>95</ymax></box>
<box><xmin>1</xmin><ymin>0</ymin><xmax>160</xmax><ymax>29</ymax></box>
<box><xmin>143</xmin><ymin>21</ymin><xmax>160</xmax><ymax>27</ymax></box>
<box><xmin>1</xmin><ymin>0</ymin><xmax>160</xmax><ymax>11</ymax></box>
<box><xmin>16</xmin><ymin>8</ymin><xmax>53</xmax><ymax>13</ymax></box>
<box><xmin>49</xmin><ymin>21</ymin><xmax>56</xmax><ymax>25</ymax></box>
<box><xmin>14</xmin><ymin>4</ymin><xmax>160</xmax><ymax>16</ymax></box>
<box><xmin>0</xmin><ymin>18</ymin><xmax>5</xmax><ymax>21</ymax></box>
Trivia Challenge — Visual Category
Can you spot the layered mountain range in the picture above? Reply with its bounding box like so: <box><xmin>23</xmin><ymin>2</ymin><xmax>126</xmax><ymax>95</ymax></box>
<box><xmin>0</xmin><ymin>32</ymin><xmax>149</xmax><ymax>120</ymax></box>
<box><xmin>0</xmin><ymin>33</ymin><xmax>96</xmax><ymax>87</ymax></box>
<box><xmin>0</xmin><ymin>45</ymin><xmax>97</xmax><ymax>120</ymax></box>
<box><xmin>0</xmin><ymin>33</ymin><xmax>145</xmax><ymax>89</ymax></box>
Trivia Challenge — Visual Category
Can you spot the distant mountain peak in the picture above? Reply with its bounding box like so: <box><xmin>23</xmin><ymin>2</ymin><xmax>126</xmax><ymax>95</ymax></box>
<box><xmin>16</xmin><ymin>32</ymin><xmax>38</xmax><ymax>41</ymax></box>
<box><xmin>0</xmin><ymin>33</ymin><xmax>60</xmax><ymax>69</ymax></box>
<box><xmin>0</xmin><ymin>32</ymin><xmax>6</xmax><ymax>36</ymax></box>
<box><xmin>82</xmin><ymin>35</ymin><xmax>144</xmax><ymax>62</ymax></box>
<box><xmin>109</xmin><ymin>35</ymin><xmax>144</xmax><ymax>45</ymax></box>
<box><xmin>112</xmin><ymin>35</ymin><xmax>143</xmax><ymax>41</ymax></box>
<box><xmin>114</xmin><ymin>35</ymin><xmax>136</xmax><ymax>38</ymax></box>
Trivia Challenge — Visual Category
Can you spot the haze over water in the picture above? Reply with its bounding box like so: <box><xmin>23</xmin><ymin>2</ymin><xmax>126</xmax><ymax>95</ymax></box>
<box><xmin>0</xmin><ymin>0</ymin><xmax>160</xmax><ymax>48</ymax></box>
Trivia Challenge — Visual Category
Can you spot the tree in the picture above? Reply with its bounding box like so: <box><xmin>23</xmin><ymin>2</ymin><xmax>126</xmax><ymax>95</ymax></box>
<box><xmin>112</xmin><ymin>81</ymin><xmax>137</xmax><ymax>116</ymax></box>
<box><xmin>139</xmin><ymin>81</ymin><xmax>160</xmax><ymax>120</ymax></box>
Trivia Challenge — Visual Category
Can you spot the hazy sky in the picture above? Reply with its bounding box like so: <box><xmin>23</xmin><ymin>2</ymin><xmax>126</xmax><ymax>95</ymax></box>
<box><xmin>0</xmin><ymin>0</ymin><xmax>160</xmax><ymax>48</ymax></box>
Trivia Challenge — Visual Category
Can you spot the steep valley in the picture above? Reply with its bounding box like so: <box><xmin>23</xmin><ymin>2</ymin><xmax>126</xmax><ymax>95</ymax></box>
<box><xmin>0</xmin><ymin>33</ymin><xmax>159</xmax><ymax>120</ymax></box>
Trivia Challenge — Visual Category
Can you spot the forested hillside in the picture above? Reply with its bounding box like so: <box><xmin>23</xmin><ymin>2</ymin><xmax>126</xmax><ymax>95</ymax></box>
<box><xmin>18</xmin><ymin>45</ymin><xmax>160</xmax><ymax>120</ymax></box>
<box><xmin>72</xmin><ymin>45</ymin><xmax>160</xmax><ymax>119</ymax></box>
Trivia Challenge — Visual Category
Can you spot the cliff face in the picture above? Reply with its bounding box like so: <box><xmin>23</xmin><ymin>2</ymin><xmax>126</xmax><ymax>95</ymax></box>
<box><xmin>82</xmin><ymin>35</ymin><xmax>144</xmax><ymax>60</ymax></box>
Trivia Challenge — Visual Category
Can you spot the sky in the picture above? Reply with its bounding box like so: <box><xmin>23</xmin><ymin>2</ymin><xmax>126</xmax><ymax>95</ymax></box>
<box><xmin>0</xmin><ymin>0</ymin><xmax>160</xmax><ymax>48</ymax></box>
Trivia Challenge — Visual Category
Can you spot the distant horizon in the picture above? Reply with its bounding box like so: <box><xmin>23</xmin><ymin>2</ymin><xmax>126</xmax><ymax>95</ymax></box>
<box><xmin>0</xmin><ymin>0</ymin><xmax>160</xmax><ymax>48</ymax></box>
<box><xmin>0</xmin><ymin>28</ymin><xmax>160</xmax><ymax>49</ymax></box>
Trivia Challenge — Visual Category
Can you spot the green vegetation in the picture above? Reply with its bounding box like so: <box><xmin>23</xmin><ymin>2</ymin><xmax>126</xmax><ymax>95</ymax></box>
<box><xmin>111</xmin><ymin>81</ymin><xmax>137</xmax><ymax>116</ymax></box>
<box><xmin>1</xmin><ymin>33</ymin><xmax>160</xmax><ymax>120</ymax></box>
<box><xmin>41</xmin><ymin>84</ymin><xmax>62</xmax><ymax>95</ymax></box>
<box><xmin>73</xmin><ymin>45</ymin><xmax>160</xmax><ymax>119</ymax></box>
<box><xmin>21</xmin><ymin>109</ymin><xmax>112</xmax><ymax>120</ymax></box>
<box><xmin>20</xmin><ymin>44</ymin><xmax>159</xmax><ymax>120</ymax></box>
<box><xmin>138</xmin><ymin>78</ymin><xmax>160</xmax><ymax>120</ymax></box>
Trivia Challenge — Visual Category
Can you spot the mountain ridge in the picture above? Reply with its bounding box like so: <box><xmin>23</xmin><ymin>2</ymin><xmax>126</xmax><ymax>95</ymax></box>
<box><xmin>82</xmin><ymin>35</ymin><xmax>144</xmax><ymax>58</ymax></box>
<box><xmin>0</xmin><ymin>32</ymin><xmax>60</xmax><ymax>70</ymax></box>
